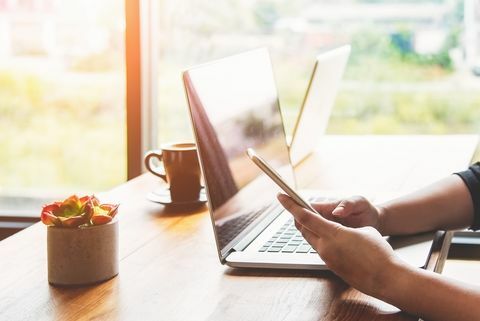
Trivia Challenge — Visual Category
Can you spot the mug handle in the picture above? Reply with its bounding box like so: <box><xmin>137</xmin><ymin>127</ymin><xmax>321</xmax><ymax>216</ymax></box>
<box><xmin>144</xmin><ymin>150</ymin><xmax>167</xmax><ymax>183</ymax></box>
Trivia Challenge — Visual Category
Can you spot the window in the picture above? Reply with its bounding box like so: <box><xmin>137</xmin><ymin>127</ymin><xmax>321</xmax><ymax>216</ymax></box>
<box><xmin>154</xmin><ymin>0</ymin><xmax>480</xmax><ymax>144</ymax></box>
<box><xmin>0</xmin><ymin>0</ymin><xmax>126</xmax><ymax>215</ymax></box>
<box><xmin>2</xmin><ymin>0</ymin><xmax>479</xmax><ymax>216</ymax></box>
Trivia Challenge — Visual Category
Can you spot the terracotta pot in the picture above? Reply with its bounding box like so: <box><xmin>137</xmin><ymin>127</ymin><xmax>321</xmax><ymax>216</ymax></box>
<box><xmin>47</xmin><ymin>219</ymin><xmax>119</xmax><ymax>286</ymax></box>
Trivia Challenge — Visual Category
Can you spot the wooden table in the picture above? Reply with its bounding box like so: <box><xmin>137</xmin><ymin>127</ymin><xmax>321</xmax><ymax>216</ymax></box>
<box><xmin>0</xmin><ymin>135</ymin><xmax>478</xmax><ymax>321</ymax></box>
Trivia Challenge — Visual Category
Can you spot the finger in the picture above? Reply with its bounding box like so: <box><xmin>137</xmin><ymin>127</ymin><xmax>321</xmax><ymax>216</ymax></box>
<box><xmin>294</xmin><ymin>219</ymin><xmax>302</xmax><ymax>231</ymax></box>
<box><xmin>294</xmin><ymin>219</ymin><xmax>310</xmax><ymax>235</ymax></box>
<box><xmin>277</xmin><ymin>193</ymin><xmax>339</xmax><ymax>237</ymax></box>
<box><xmin>311</xmin><ymin>200</ymin><xmax>341</xmax><ymax>214</ymax></box>
<box><xmin>311</xmin><ymin>200</ymin><xmax>341</xmax><ymax>221</ymax></box>
<box><xmin>331</xmin><ymin>195</ymin><xmax>369</xmax><ymax>217</ymax></box>
<box><xmin>296</xmin><ymin>222</ymin><xmax>322</xmax><ymax>253</ymax></box>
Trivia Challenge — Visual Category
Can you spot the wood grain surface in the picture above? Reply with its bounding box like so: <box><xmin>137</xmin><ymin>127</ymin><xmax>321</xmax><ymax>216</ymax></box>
<box><xmin>0</xmin><ymin>135</ymin><xmax>477</xmax><ymax>321</ymax></box>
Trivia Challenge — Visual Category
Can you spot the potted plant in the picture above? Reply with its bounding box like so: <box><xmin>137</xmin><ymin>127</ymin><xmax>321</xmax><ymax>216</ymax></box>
<box><xmin>41</xmin><ymin>195</ymin><xmax>119</xmax><ymax>286</ymax></box>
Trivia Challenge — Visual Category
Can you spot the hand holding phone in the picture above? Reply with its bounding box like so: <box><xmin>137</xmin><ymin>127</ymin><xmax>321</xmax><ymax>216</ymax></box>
<box><xmin>246</xmin><ymin>148</ymin><xmax>319</xmax><ymax>214</ymax></box>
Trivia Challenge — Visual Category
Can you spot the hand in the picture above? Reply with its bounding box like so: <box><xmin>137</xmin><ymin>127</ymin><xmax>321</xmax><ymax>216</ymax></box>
<box><xmin>277</xmin><ymin>193</ymin><xmax>403</xmax><ymax>298</ymax></box>
<box><xmin>311</xmin><ymin>196</ymin><xmax>385</xmax><ymax>234</ymax></box>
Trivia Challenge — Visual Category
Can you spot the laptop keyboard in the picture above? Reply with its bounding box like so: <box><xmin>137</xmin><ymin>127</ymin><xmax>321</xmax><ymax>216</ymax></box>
<box><xmin>258</xmin><ymin>217</ymin><xmax>317</xmax><ymax>254</ymax></box>
<box><xmin>257</xmin><ymin>196</ymin><xmax>328</xmax><ymax>254</ymax></box>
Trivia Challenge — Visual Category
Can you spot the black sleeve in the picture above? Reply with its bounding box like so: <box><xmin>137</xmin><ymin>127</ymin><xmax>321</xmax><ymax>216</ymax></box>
<box><xmin>455</xmin><ymin>162</ymin><xmax>480</xmax><ymax>230</ymax></box>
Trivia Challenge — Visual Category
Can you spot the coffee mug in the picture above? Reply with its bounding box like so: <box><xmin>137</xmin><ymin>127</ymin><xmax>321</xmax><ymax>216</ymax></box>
<box><xmin>144</xmin><ymin>143</ymin><xmax>202</xmax><ymax>203</ymax></box>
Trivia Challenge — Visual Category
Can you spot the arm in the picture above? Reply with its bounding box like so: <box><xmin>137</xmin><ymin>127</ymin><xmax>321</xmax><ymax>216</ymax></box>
<box><xmin>379</xmin><ymin>174</ymin><xmax>474</xmax><ymax>235</ymax></box>
<box><xmin>278</xmin><ymin>194</ymin><xmax>480</xmax><ymax>321</ymax></box>
<box><xmin>313</xmin><ymin>163</ymin><xmax>480</xmax><ymax>236</ymax></box>
<box><xmin>382</xmin><ymin>261</ymin><xmax>480</xmax><ymax>321</ymax></box>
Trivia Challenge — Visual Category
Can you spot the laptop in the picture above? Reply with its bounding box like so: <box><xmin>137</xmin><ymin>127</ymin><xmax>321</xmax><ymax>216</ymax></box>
<box><xmin>289</xmin><ymin>45</ymin><xmax>351</xmax><ymax>165</ymax></box>
<box><xmin>183</xmin><ymin>48</ymin><xmax>438</xmax><ymax>270</ymax></box>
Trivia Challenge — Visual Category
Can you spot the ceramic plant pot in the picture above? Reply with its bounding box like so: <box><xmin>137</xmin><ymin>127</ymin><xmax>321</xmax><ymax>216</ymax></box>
<box><xmin>47</xmin><ymin>219</ymin><xmax>119</xmax><ymax>286</ymax></box>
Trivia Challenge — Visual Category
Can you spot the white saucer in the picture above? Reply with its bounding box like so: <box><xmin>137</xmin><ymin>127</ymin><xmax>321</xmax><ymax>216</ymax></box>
<box><xmin>147</xmin><ymin>187</ymin><xmax>207</xmax><ymax>206</ymax></box>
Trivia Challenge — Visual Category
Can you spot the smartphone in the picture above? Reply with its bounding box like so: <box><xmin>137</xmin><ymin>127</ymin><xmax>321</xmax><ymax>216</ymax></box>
<box><xmin>246</xmin><ymin>148</ymin><xmax>319</xmax><ymax>214</ymax></box>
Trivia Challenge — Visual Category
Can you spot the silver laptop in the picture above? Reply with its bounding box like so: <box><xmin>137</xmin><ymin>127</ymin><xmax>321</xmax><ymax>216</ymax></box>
<box><xmin>183</xmin><ymin>48</ymin><xmax>437</xmax><ymax>270</ymax></box>
<box><xmin>289</xmin><ymin>45</ymin><xmax>351</xmax><ymax>165</ymax></box>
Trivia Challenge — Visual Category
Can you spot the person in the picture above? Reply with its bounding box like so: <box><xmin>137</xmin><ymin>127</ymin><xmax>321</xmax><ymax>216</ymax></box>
<box><xmin>277</xmin><ymin>162</ymin><xmax>480</xmax><ymax>321</ymax></box>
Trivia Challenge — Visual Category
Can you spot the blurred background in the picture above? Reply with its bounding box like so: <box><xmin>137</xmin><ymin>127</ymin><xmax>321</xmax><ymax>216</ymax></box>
<box><xmin>1</xmin><ymin>0</ymin><xmax>479</xmax><ymax>215</ymax></box>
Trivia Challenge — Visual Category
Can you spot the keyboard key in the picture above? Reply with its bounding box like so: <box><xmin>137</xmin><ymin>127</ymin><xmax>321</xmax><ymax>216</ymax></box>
<box><xmin>296</xmin><ymin>245</ymin><xmax>311</xmax><ymax>253</ymax></box>
<box><xmin>267</xmin><ymin>247</ymin><xmax>282</xmax><ymax>252</ymax></box>
<box><xmin>281</xmin><ymin>245</ymin><xmax>298</xmax><ymax>253</ymax></box>
<box><xmin>259</xmin><ymin>246</ymin><xmax>269</xmax><ymax>252</ymax></box>
<box><xmin>275</xmin><ymin>239</ymin><xmax>288</xmax><ymax>244</ymax></box>
<box><xmin>309</xmin><ymin>248</ymin><xmax>317</xmax><ymax>253</ymax></box>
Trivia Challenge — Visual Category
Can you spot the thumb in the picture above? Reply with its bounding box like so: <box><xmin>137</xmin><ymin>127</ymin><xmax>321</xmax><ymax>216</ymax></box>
<box><xmin>311</xmin><ymin>200</ymin><xmax>342</xmax><ymax>219</ymax></box>
<box><xmin>277</xmin><ymin>193</ymin><xmax>340</xmax><ymax>237</ymax></box>
<box><xmin>331</xmin><ymin>196</ymin><xmax>366</xmax><ymax>217</ymax></box>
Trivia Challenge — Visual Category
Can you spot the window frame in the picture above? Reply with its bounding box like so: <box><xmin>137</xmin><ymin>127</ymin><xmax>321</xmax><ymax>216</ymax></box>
<box><xmin>125</xmin><ymin>0</ymin><xmax>158</xmax><ymax>180</ymax></box>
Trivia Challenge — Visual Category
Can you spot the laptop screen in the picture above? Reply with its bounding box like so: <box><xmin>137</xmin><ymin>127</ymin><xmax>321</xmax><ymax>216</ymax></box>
<box><xmin>183</xmin><ymin>49</ymin><xmax>295</xmax><ymax>257</ymax></box>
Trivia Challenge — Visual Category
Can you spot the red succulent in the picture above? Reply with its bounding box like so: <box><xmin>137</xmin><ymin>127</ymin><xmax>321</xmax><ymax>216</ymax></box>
<box><xmin>41</xmin><ymin>195</ymin><xmax>119</xmax><ymax>228</ymax></box>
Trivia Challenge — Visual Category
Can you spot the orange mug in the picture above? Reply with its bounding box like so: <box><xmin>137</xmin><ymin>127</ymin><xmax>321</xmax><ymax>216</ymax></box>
<box><xmin>144</xmin><ymin>143</ymin><xmax>202</xmax><ymax>202</ymax></box>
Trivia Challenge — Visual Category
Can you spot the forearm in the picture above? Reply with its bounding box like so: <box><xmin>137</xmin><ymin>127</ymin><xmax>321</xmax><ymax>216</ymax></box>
<box><xmin>379</xmin><ymin>262</ymin><xmax>480</xmax><ymax>321</ymax></box>
<box><xmin>378</xmin><ymin>175</ymin><xmax>474</xmax><ymax>235</ymax></box>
